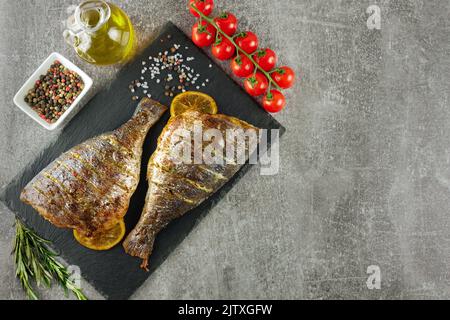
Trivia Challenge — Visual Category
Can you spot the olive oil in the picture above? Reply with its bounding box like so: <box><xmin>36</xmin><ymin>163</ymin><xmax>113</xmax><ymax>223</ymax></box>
<box><xmin>73</xmin><ymin>2</ymin><xmax>135</xmax><ymax>65</ymax></box>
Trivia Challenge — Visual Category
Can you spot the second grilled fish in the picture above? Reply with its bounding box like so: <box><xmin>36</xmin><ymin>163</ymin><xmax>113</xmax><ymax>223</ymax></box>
<box><xmin>124</xmin><ymin>110</ymin><xmax>259</xmax><ymax>269</ymax></box>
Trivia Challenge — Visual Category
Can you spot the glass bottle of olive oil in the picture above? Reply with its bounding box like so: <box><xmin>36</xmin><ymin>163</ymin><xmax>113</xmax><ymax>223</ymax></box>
<box><xmin>64</xmin><ymin>1</ymin><xmax>135</xmax><ymax>65</ymax></box>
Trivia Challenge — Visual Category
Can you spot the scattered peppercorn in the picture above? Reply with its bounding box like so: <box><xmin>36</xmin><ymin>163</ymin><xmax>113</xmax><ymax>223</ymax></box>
<box><xmin>24</xmin><ymin>60</ymin><xmax>84</xmax><ymax>123</ymax></box>
<box><xmin>129</xmin><ymin>39</ymin><xmax>210</xmax><ymax>100</ymax></box>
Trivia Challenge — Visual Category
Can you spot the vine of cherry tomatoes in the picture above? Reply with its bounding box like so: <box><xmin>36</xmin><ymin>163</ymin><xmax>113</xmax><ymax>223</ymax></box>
<box><xmin>189</xmin><ymin>0</ymin><xmax>296</xmax><ymax>113</ymax></box>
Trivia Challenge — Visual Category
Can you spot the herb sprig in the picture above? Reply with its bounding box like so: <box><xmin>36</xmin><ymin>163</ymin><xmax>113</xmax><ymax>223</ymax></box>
<box><xmin>13</xmin><ymin>218</ymin><xmax>87</xmax><ymax>300</ymax></box>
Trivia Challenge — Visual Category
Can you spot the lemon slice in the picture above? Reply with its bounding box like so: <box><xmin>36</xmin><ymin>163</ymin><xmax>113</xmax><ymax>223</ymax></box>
<box><xmin>170</xmin><ymin>91</ymin><xmax>218</xmax><ymax>117</ymax></box>
<box><xmin>73</xmin><ymin>219</ymin><xmax>125</xmax><ymax>251</ymax></box>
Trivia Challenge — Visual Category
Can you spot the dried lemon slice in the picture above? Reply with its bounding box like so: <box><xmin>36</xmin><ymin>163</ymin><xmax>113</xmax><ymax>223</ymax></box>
<box><xmin>170</xmin><ymin>91</ymin><xmax>218</xmax><ymax>117</ymax></box>
<box><xmin>73</xmin><ymin>219</ymin><xmax>125</xmax><ymax>250</ymax></box>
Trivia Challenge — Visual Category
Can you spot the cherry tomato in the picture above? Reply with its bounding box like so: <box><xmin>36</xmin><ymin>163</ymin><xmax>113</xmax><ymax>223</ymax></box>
<box><xmin>234</xmin><ymin>31</ymin><xmax>259</xmax><ymax>54</ymax></box>
<box><xmin>263</xmin><ymin>90</ymin><xmax>286</xmax><ymax>113</ymax></box>
<box><xmin>191</xmin><ymin>20</ymin><xmax>216</xmax><ymax>47</ymax></box>
<box><xmin>212</xmin><ymin>36</ymin><xmax>236</xmax><ymax>61</ymax></box>
<box><xmin>230</xmin><ymin>54</ymin><xmax>255</xmax><ymax>78</ymax></box>
<box><xmin>253</xmin><ymin>48</ymin><xmax>277</xmax><ymax>72</ymax></box>
<box><xmin>244</xmin><ymin>72</ymin><xmax>268</xmax><ymax>96</ymax></box>
<box><xmin>213</xmin><ymin>12</ymin><xmax>238</xmax><ymax>36</ymax></box>
<box><xmin>271</xmin><ymin>66</ymin><xmax>295</xmax><ymax>89</ymax></box>
<box><xmin>189</xmin><ymin>0</ymin><xmax>214</xmax><ymax>17</ymax></box>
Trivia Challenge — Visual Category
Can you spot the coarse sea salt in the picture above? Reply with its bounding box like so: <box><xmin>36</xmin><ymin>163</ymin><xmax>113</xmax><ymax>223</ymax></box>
<box><xmin>133</xmin><ymin>42</ymin><xmax>213</xmax><ymax>99</ymax></box>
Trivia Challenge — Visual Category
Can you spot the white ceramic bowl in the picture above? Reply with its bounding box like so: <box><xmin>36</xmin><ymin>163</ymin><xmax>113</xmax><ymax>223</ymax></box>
<box><xmin>13</xmin><ymin>52</ymin><xmax>93</xmax><ymax>130</ymax></box>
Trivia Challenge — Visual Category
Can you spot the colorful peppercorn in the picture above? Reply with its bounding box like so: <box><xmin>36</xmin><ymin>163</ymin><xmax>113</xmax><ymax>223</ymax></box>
<box><xmin>24</xmin><ymin>60</ymin><xmax>84</xmax><ymax>123</ymax></box>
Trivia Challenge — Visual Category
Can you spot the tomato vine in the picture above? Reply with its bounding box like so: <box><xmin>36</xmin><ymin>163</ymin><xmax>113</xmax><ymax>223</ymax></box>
<box><xmin>190</xmin><ymin>3</ymin><xmax>282</xmax><ymax>91</ymax></box>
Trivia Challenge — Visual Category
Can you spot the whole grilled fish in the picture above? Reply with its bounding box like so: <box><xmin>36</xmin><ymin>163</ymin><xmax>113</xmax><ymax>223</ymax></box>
<box><xmin>123</xmin><ymin>110</ymin><xmax>259</xmax><ymax>269</ymax></box>
<box><xmin>20</xmin><ymin>98</ymin><xmax>167</xmax><ymax>237</ymax></box>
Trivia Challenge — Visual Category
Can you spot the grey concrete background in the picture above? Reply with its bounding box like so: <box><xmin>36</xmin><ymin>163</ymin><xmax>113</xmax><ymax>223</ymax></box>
<box><xmin>0</xmin><ymin>0</ymin><xmax>449</xmax><ymax>299</ymax></box>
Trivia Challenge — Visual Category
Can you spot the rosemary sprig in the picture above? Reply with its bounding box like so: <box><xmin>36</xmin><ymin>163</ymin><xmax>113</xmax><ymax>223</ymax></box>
<box><xmin>13</xmin><ymin>218</ymin><xmax>87</xmax><ymax>300</ymax></box>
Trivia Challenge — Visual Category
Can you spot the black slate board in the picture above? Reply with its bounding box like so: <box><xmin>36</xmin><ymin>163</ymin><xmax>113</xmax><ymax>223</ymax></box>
<box><xmin>0</xmin><ymin>22</ymin><xmax>285</xmax><ymax>300</ymax></box>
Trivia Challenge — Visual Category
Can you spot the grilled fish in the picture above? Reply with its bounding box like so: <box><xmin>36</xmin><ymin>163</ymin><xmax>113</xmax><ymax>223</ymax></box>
<box><xmin>123</xmin><ymin>110</ymin><xmax>259</xmax><ymax>269</ymax></box>
<box><xmin>20</xmin><ymin>98</ymin><xmax>167</xmax><ymax>236</ymax></box>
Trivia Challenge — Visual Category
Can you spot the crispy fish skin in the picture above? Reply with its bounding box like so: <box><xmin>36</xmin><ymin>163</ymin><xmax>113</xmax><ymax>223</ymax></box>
<box><xmin>20</xmin><ymin>98</ymin><xmax>167</xmax><ymax>236</ymax></box>
<box><xmin>123</xmin><ymin>110</ymin><xmax>259</xmax><ymax>269</ymax></box>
